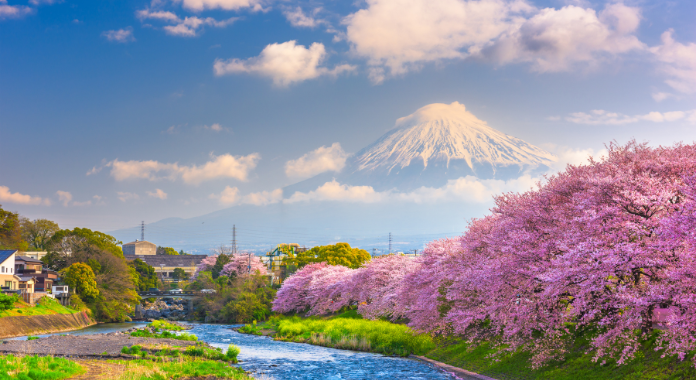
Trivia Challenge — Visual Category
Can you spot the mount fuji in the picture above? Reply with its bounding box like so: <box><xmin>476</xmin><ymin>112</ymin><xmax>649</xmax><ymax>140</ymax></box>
<box><xmin>285</xmin><ymin>102</ymin><xmax>557</xmax><ymax>194</ymax></box>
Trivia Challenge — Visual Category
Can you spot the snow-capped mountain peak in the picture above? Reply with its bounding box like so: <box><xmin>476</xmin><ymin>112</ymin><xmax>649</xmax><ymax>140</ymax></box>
<box><xmin>353</xmin><ymin>102</ymin><xmax>556</xmax><ymax>173</ymax></box>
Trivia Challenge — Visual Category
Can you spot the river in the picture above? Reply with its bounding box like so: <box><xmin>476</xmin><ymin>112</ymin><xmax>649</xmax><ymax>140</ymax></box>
<box><xmin>11</xmin><ymin>322</ymin><xmax>458</xmax><ymax>379</ymax></box>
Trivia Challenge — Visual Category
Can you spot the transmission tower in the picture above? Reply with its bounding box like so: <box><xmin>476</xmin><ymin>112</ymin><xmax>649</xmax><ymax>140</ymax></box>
<box><xmin>388</xmin><ymin>232</ymin><xmax>392</xmax><ymax>254</ymax></box>
<box><xmin>141</xmin><ymin>221</ymin><xmax>145</xmax><ymax>241</ymax></box>
<box><xmin>232</xmin><ymin>225</ymin><xmax>237</xmax><ymax>255</ymax></box>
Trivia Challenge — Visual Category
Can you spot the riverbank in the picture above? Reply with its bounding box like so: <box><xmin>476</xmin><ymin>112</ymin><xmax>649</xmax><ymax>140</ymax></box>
<box><xmin>0</xmin><ymin>321</ymin><xmax>252</xmax><ymax>380</ymax></box>
<box><xmin>0</xmin><ymin>311</ymin><xmax>95</xmax><ymax>339</ymax></box>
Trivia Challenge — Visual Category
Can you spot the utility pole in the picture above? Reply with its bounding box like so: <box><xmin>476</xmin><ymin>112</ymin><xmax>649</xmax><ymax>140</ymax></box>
<box><xmin>232</xmin><ymin>225</ymin><xmax>237</xmax><ymax>255</ymax></box>
<box><xmin>388</xmin><ymin>232</ymin><xmax>392</xmax><ymax>254</ymax></box>
<box><xmin>248</xmin><ymin>252</ymin><xmax>252</xmax><ymax>273</ymax></box>
<box><xmin>141</xmin><ymin>221</ymin><xmax>145</xmax><ymax>241</ymax></box>
<box><xmin>412</xmin><ymin>249</ymin><xmax>418</xmax><ymax>256</ymax></box>
<box><xmin>372</xmin><ymin>248</ymin><xmax>377</xmax><ymax>257</ymax></box>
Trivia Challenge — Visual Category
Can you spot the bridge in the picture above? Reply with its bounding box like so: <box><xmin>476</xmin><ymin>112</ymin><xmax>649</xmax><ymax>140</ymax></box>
<box><xmin>137</xmin><ymin>290</ymin><xmax>204</xmax><ymax>299</ymax></box>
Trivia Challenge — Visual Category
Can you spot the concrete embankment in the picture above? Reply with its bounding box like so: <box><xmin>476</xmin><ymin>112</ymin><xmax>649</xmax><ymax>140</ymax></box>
<box><xmin>0</xmin><ymin>311</ymin><xmax>95</xmax><ymax>339</ymax></box>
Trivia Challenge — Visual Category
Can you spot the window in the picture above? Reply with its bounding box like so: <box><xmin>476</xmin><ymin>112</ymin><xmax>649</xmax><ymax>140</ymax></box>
<box><xmin>1</xmin><ymin>266</ymin><xmax>4</xmax><ymax>273</ymax></box>
<box><xmin>4</xmin><ymin>281</ymin><xmax>12</xmax><ymax>289</ymax></box>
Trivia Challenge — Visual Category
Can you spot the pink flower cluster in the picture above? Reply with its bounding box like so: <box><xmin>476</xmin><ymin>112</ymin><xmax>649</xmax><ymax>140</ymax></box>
<box><xmin>192</xmin><ymin>255</ymin><xmax>218</xmax><ymax>279</ymax></box>
<box><xmin>220</xmin><ymin>254</ymin><xmax>268</xmax><ymax>277</ymax></box>
<box><xmin>273</xmin><ymin>141</ymin><xmax>696</xmax><ymax>368</ymax></box>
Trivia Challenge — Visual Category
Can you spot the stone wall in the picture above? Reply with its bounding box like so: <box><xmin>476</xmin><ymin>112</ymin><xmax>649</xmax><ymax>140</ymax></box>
<box><xmin>0</xmin><ymin>311</ymin><xmax>95</xmax><ymax>339</ymax></box>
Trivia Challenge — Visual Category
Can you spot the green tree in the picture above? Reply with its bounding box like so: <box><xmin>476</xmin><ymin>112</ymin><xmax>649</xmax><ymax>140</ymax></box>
<box><xmin>62</xmin><ymin>263</ymin><xmax>99</xmax><ymax>301</ymax></box>
<box><xmin>179</xmin><ymin>249</ymin><xmax>189</xmax><ymax>255</ymax></box>
<box><xmin>212</xmin><ymin>254</ymin><xmax>231</xmax><ymax>279</ymax></box>
<box><xmin>0</xmin><ymin>205</ymin><xmax>26</xmax><ymax>250</ymax></box>
<box><xmin>173</xmin><ymin>267</ymin><xmax>188</xmax><ymax>280</ymax></box>
<box><xmin>283</xmin><ymin>242</ymin><xmax>371</xmax><ymax>269</ymax></box>
<box><xmin>156</xmin><ymin>246</ymin><xmax>179</xmax><ymax>255</ymax></box>
<box><xmin>45</xmin><ymin>228</ymin><xmax>124</xmax><ymax>271</ymax></box>
<box><xmin>20</xmin><ymin>218</ymin><xmax>59</xmax><ymax>251</ymax></box>
<box><xmin>128</xmin><ymin>258</ymin><xmax>158</xmax><ymax>291</ymax></box>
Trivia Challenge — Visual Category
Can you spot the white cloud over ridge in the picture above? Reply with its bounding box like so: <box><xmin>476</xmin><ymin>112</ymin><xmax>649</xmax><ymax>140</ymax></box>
<box><xmin>285</xmin><ymin>143</ymin><xmax>348</xmax><ymax>179</ymax></box>
<box><xmin>343</xmin><ymin>0</ymin><xmax>644</xmax><ymax>83</ymax></box>
<box><xmin>214</xmin><ymin>41</ymin><xmax>356</xmax><ymax>87</ymax></box>
<box><xmin>565</xmin><ymin>109</ymin><xmax>696</xmax><ymax>125</ymax></box>
<box><xmin>137</xmin><ymin>9</ymin><xmax>236</xmax><ymax>37</ymax></box>
<box><xmin>0</xmin><ymin>186</ymin><xmax>50</xmax><ymax>206</ymax></box>
<box><xmin>210</xmin><ymin>187</ymin><xmax>282</xmax><ymax>206</ymax></box>
<box><xmin>104</xmin><ymin>153</ymin><xmax>260</xmax><ymax>184</ymax></box>
<box><xmin>102</xmin><ymin>28</ymin><xmax>135</xmax><ymax>43</ymax></box>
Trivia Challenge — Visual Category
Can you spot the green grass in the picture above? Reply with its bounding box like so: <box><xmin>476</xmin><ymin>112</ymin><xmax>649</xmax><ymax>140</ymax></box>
<box><xmin>238</xmin><ymin>320</ymin><xmax>263</xmax><ymax>335</ymax></box>
<box><xmin>130</xmin><ymin>329</ymin><xmax>198</xmax><ymax>341</ymax></box>
<box><xmin>0</xmin><ymin>354</ymin><xmax>83</xmax><ymax>380</ymax></box>
<box><xmin>110</xmin><ymin>357</ymin><xmax>251</xmax><ymax>379</ymax></box>
<box><xmin>27</xmin><ymin>336</ymin><xmax>40</xmax><ymax>341</ymax></box>
<box><xmin>426</xmin><ymin>331</ymin><xmax>696</xmax><ymax>380</ymax></box>
<box><xmin>148</xmin><ymin>320</ymin><xmax>184</xmax><ymax>331</ymax></box>
<box><xmin>273</xmin><ymin>313</ymin><xmax>435</xmax><ymax>356</ymax></box>
<box><xmin>0</xmin><ymin>297</ymin><xmax>78</xmax><ymax>317</ymax></box>
<box><xmin>121</xmin><ymin>343</ymin><xmax>239</xmax><ymax>363</ymax></box>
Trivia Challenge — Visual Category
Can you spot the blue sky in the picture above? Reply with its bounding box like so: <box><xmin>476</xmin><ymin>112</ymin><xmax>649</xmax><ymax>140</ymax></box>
<box><xmin>1</xmin><ymin>0</ymin><xmax>695</xmax><ymax>244</ymax></box>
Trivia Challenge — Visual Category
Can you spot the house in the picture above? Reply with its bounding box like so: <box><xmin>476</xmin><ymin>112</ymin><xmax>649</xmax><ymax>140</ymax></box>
<box><xmin>17</xmin><ymin>276</ymin><xmax>35</xmax><ymax>293</ymax></box>
<box><xmin>123</xmin><ymin>240</ymin><xmax>157</xmax><ymax>255</ymax></box>
<box><xmin>0</xmin><ymin>250</ymin><xmax>18</xmax><ymax>290</ymax></box>
<box><xmin>19</xmin><ymin>251</ymin><xmax>48</xmax><ymax>261</ymax></box>
<box><xmin>14</xmin><ymin>256</ymin><xmax>57</xmax><ymax>292</ymax></box>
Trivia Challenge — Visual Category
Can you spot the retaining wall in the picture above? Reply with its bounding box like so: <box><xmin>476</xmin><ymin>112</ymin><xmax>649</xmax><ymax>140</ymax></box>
<box><xmin>0</xmin><ymin>311</ymin><xmax>95</xmax><ymax>339</ymax></box>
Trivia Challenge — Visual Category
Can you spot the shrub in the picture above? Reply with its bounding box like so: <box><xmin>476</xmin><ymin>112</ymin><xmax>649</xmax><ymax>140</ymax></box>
<box><xmin>0</xmin><ymin>293</ymin><xmax>18</xmax><ymax>311</ymax></box>
<box><xmin>27</xmin><ymin>336</ymin><xmax>40</xmax><ymax>341</ymax></box>
<box><xmin>226</xmin><ymin>345</ymin><xmax>240</xmax><ymax>363</ymax></box>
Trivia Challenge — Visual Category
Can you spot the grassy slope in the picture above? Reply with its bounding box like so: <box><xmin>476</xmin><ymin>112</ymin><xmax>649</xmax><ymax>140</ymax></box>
<box><xmin>0</xmin><ymin>297</ymin><xmax>77</xmax><ymax>317</ymax></box>
<box><xmin>426</xmin><ymin>333</ymin><xmax>696</xmax><ymax>380</ymax></box>
<box><xmin>0</xmin><ymin>354</ymin><xmax>84</xmax><ymax>380</ymax></box>
<box><xmin>107</xmin><ymin>358</ymin><xmax>252</xmax><ymax>380</ymax></box>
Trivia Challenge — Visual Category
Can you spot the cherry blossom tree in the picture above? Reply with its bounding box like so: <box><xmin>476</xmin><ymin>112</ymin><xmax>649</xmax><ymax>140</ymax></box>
<box><xmin>220</xmin><ymin>253</ymin><xmax>268</xmax><ymax>277</ymax></box>
<box><xmin>192</xmin><ymin>254</ymin><xmax>218</xmax><ymax>279</ymax></box>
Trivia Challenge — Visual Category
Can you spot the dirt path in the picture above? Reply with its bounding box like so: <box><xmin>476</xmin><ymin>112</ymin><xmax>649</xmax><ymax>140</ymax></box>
<box><xmin>69</xmin><ymin>359</ymin><xmax>128</xmax><ymax>380</ymax></box>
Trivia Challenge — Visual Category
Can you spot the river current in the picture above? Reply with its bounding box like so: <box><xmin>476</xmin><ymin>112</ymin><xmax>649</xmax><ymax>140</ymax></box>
<box><xmin>11</xmin><ymin>322</ymin><xmax>458</xmax><ymax>379</ymax></box>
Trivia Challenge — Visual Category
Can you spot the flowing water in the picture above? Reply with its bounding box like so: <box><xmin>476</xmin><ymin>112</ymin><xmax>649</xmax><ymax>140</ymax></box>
<box><xmin>10</xmin><ymin>322</ymin><xmax>458</xmax><ymax>379</ymax></box>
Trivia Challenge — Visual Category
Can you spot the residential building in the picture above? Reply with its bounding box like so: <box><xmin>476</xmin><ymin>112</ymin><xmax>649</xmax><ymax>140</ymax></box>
<box><xmin>0</xmin><ymin>250</ymin><xmax>18</xmax><ymax>290</ymax></box>
<box><xmin>17</xmin><ymin>277</ymin><xmax>35</xmax><ymax>293</ymax></box>
<box><xmin>14</xmin><ymin>256</ymin><xmax>58</xmax><ymax>292</ymax></box>
<box><xmin>123</xmin><ymin>240</ymin><xmax>157</xmax><ymax>256</ymax></box>
<box><xmin>20</xmin><ymin>251</ymin><xmax>48</xmax><ymax>261</ymax></box>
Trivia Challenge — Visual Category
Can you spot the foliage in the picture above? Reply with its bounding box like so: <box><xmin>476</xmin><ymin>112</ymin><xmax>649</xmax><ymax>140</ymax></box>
<box><xmin>0</xmin><ymin>293</ymin><xmax>18</xmax><ymax>311</ymax></box>
<box><xmin>220</xmin><ymin>253</ymin><xmax>268</xmax><ymax>278</ymax></box>
<box><xmin>128</xmin><ymin>258</ymin><xmax>159</xmax><ymax>291</ymax></box>
<box><xmin>27</xmin><ymin>336</ymin><xmax>39</xmax><ymax>340</ymax></box>
<box><xmin>0</xmin><ymin>205</ymin><xmax>25</xmax><ymax>250</ymax></box>
<box><xmin>0</xmin><ymin>354</ymin><xmax>83</xmax><ymax>380</ymax></box>
<box><xmin>211</xmin><ymin>254</ymin><xmax>231</xmax><ymax>279</ymax></box>
<box><xmin>226</xmin><ymin>345</ymin><xmax>240</xmax><ymax>363</ymax></box>
<box><xmin>274</xmin><ymin>315</ymin><xmax>435</xmax><ymax>357</ymax></box>
<box><xmin>172</xmin><ymin>267</ymin><xmax>188</xmax><ymax>280</ymax></box>
<box><xmin>130</xmin><ymin>329</ymin><xmax>198</xmax><ymax>341</ymax></box>
<box><xmin>190</xmin><ymin>273</ymin><xmax>275</xmax><ymax>323</ymax></box>
<box><xmin>61</xmin><ymin>263</ymin><xmax>99</xmax><ymax>301</ymax></box>
<box><xmin>105</xmin><ymin>357</ymin><xmax>251</xmax><ymax>380</ymax></box>
<box><xmin>283</xmin><ymin>242</ymin><xmax>370</xmax><ymax>269</ymax></box>
<box><xmin>47</xmin><ymin>227</ymin><xmax>123</xmax><ymax>262</ymax></box>
<box><xmin>0</xmin><ymin>296</ymin><xmax>78</xmax><ymax>317</ymax></box>
<box><xmin>20</xmin><ymin>218</ymin><xmax>59</xmax><ymax>251</ymax></box>
<box><xmin>149</xmin><ymin>320</ymin><xmax>184</xmax><ymax>331</ymax></box>
<box><xmin>192</xmin><ymin>255</ymin><xmax>218</xmax><ymax>280</ymax></box>
<box><xmin>239</xmin><ymin>320</ymin><xmax>262</xmax><ymax>335</ymax></box>
<box><xmin>69</xmin><ymin>294</ymin><xmax>88</xmax><ymax>311</ymax></box>
<box><xmin>156</xmin><ymin>246</ymin><xmax>179</xmax><ymax>255</ymax></box>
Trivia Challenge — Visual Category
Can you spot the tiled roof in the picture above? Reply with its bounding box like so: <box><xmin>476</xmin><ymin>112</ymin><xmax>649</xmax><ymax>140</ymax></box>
<box><xmin>0</xmin><ymin>250</ymin><xmax>17</xmax><ymax>265</ymax></box>
<box><xmin>127</xmin><ymin>255</ymin><xmax>207</xmax><ymax>268</ymax></box>
<box><xmin>15</xmin><ymin>255</ymin><xmax>43</xmax><ymax>264</ymax></box>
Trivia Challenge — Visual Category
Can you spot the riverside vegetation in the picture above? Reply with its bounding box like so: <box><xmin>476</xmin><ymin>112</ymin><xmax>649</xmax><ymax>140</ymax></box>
<box><xmin>263</xmin><ymin>142</ymin><xmax>696</xmax><ymax>379</ymax></box>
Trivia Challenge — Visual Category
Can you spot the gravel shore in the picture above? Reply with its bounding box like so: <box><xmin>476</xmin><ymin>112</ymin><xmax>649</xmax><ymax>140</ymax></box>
<box><xmin>0</xmin><ymin>331</ymin><xmax>198</xmax><ymax>357</ymax></box>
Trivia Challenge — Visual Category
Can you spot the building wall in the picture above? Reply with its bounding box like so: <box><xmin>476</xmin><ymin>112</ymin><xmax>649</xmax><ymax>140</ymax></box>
<box><xmin>123</xmin><ymin>241</ymin><xmax>157</xmax><ymax>255</ymax></box>
<box><xmin>0</xmin><ymin>274</ymin><xmax>18</xmax><ymax>290</ymax></box>
<box><xmin>20</xmin><ymin>252</ymin><xmax>47</xmax><ymax>261</ymax></box>
<box><xmin>0</xmin><ymin>254</ymin><xmax>15</xmax><ymax>276</ymax></box>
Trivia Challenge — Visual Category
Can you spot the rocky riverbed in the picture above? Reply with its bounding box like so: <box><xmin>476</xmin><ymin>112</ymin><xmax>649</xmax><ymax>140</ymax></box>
<box><xmin>137</xmin><ymin>298</ymin><xmax>191</xmax><ymax>320</ymax></box>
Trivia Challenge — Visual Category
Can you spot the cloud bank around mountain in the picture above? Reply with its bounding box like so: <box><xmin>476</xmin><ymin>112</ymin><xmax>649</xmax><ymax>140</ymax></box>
<box><xmin>285</xmin><ymin>143</ymin><xmax>348</xmax><ymax>179</ymax></box>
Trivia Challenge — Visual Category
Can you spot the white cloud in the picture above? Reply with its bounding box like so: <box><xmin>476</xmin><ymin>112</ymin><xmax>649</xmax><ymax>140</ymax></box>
<box><xmin>0</xmin><ymin>0</ymin><xmax>32</xmax><ymax>19</ymax></box>
<box><xmin>214</xmin><ymin>40</ymin><xmax>356</xmax><ymax>87</ymax></box>
<box><xmin>117</xmin><ymin>192</ymin><xmax>140</xmax><ymax>202</ymax></box>
<box><xmin>543</xmin><ymin>145</ymin><xmax>607</xmax><ymax>173</ymax></box>
<box><xmin>479</xmin><ymin>3</ymin><xmax>645</xmax><ymax>72</ymax></box>
<box><xmin>56</xmin><ymin>190</ymin><xmax>72</xmax><ymax>207</ymax></box>
<box><xmin>137</xmin><ymin>9</ymin><xmax>236</xmax><ymax>37</ymax></box>
<box><xmin>565</xmin><ymin>109</ymin><xmax>696</xmax><ymax>125</ymax></box>
<box><xmin>147</xmin><ymin>189</ymin><xmax>168</xmax><ymax>200</ymax></box>
<box><xmin>343</xmin><ymin>0</ymin><xmax>644</xmax><ymax>83</ymax></box>
<box><xmin>649</xmin><ymin>29</ymin><xmax>696</xmax><ymax>94</ymax></box>
<box><xmin>106</xmin><ymin>153</ymin><xmax>260</xmax><ymax>184</ymax></box>
<box><xmin>178</xmin><ymin>0</ymin><xmax>263</xmax><ymax>12</ymax></box>
<box><xmin>210</xmin><ymin>186</ymin><xmax>240</xmax><ymax>205</ymax></box>
<box><xmin>652</xmin><ymin>92</ymin><xmax>674</xmax><ymax>102</ymax></box>
<box><xmin>28</xmin><ymin>0</ymin><xmax>61</xmax><ymax>5</ymax></box>
<box><xmin>210</xmin><ymin>187</ymin><xmax>282</xmax><ymax>206</ymax></box>
<box><xmin>284</xmin><ymin>7</ymin><xmax>323</xmax><ymax>28</ymax></box>
<box><xmin>285</xmin><ymin>143</ymin><xmax>348</xmax><ymax>179</ymax></box>
<box><xmin>286</xmin><ymin>180</ymin><xmax>387</xmax><ymax>203</ymax></box>
<box><xmin>201</xmin><ymin>123</ymin><xmax>225</xmax><ymax>132</ymax></box>
<box><xmin>102</xmin><ymin>28</ymin><xmax>135</xmax><ymax>43</ymax></box>
<box><xmin>0</xmin><ymin>186</ymin><xmax>49</xmax><ymax>206</ymax></box>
